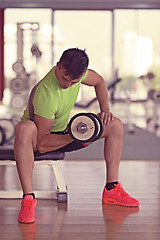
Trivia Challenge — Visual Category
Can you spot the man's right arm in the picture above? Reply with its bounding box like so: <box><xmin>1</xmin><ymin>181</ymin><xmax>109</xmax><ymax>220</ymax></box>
<box><xmin>34</xmin><ymin>114</ymin><xmax>73</xmax><ymax>153</ymax></box>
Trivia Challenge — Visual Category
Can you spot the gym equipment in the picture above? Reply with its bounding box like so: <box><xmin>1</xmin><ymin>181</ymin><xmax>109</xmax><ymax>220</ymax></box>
<box><xmin>10</xmin><ymin>77</ymin><xmax>26</xmax><ymax>92</ymax></box>
<box><xmin>30</xmin><ymin>22</ymin><xmax>41</xmax><ymax>59</ymax></box>
<box><xmin>146</xmin><ymin>89</ymin><xmax>160</xmax><ymax>135</ymax></box>
<box><xmin>0</xmin><ymin>148</ymin><xmax>67</xmax><ymax>203</ymax></box>
<box><xmin>0</xmin><ymin>119</ymin><xmax>15</xmax><ymax>143</ymax></box>
<box><xmin>31</xmin><ymin>44</ymin><xmax>42</xmax><ymax>58</ymax></box>
<box><xmin>11</xmin><ymin>94</ymin><xmax>26</xmax><ymax>110</ymax></box>
<box><xmin>148</xmin><ymin>89</ymin><xmax>160</xmax><ymax>103</ymax></box>
<box><xmin>148</xmin><ymin>89</ymin><xmax>155</xmax><ymax>100</ymax></box>
<box><xmin>12</xmin><ymin>114</ymin><xmax>21</xmax><ymax>126</ymax></box>
<box><xmin>0</xmin><ymin>126</ymin><xmax>6</xmax><ymax>146</ymax></box>
<box><xmin>10</xmin><ymin>22</ymin><xmax>41</xmax><ymax>116</ymax></box>
<box><xmin>89</xmin><ymin>113</ymin><xmax>104</xmax><ymax>141</ymax></box>
<box><xmin>152</xmin><ymin>90</ymin><xmax>160</xmax><ymax>104</ymax></box>
<box><xmin>68</xmin><ymin>113</ymin><xmax>104</xmax><ymax>143</ymax></box>
<box><xmin>12</xmin><ymin>61</ymin><xmax>25</xmax><ymax>74</ymax></box>
<box><xmin>75</xmin><ymin>77</ymin><xmax>121</xmax><ymax>108</ymax></box>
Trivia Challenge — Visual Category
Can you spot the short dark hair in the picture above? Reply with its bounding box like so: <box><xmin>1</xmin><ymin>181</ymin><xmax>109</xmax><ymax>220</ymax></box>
<box><xmin>59</xmin><ymin>48</ymin><xmax>89</xmax><ymax>79</ymax></box>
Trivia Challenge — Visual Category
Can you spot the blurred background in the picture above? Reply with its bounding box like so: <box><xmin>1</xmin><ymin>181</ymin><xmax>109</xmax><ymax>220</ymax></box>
<box><xmin>0</xmin><ymin>2</ymin><xmax>160</xmax><ymax>159</ymax></box>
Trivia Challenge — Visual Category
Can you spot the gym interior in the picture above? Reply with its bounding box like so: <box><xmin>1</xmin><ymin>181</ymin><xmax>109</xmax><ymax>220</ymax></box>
<box><xmin>0</xmin><ymin>0</ymin><xmax>160</xmax><ymax>239</ymax></box>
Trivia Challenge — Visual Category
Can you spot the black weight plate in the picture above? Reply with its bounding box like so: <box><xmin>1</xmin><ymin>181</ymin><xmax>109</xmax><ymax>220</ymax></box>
<box><xmin>68</xmin><ymin>113</ymin><xmax>98</xmax><ymax>143</ymax></box>
<box><xmin>88</xmin><ymin>113</ymin><xmax>104</xmax><ymax>141</ymax></box>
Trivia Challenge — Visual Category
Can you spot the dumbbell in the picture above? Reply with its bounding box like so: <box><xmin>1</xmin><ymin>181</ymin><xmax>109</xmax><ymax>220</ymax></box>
<box><xmin>68</xmin><ymin>113</ymin><xmax>104</xmax><ymax>143</ymax></box>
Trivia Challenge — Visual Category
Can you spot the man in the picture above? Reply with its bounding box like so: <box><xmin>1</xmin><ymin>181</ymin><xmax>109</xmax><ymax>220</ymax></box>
<box><xmin>14</xmin><ymin>48</ymin><xmax>139</xmax><ymax>224</ymax></box>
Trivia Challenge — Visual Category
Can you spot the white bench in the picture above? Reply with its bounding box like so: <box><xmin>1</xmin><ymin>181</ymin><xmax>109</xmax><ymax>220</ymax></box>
<box><xmin>0</xmin><ymin>148</ymin><xmax>67</xmax><ymax>202</ymax></box>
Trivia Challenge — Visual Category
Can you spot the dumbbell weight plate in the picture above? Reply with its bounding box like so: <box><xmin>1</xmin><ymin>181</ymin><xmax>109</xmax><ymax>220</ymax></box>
<box><xmin>0</xmin><ymin>126</ymin><xmax>6</xmax><ymax>146</ymax></box>
<box><xmin>152</xmin><ymin>90</ymin><xmax>160</xmax><ymax>103</ymax></box>
<box><xmin>10</xmin><ymin>77</ymin><xmax>26</xmax><ymax>92</ymax></box>
<box><xmin>12</xmin><ymin>61</ymin><xmax>25</xmax><ymax>74</ymax></box>
<box><xmin>12</xmin><ymin>114</ymin><xmax>21</xmax><ymax>126</ymax></box>
<box><xmin>11</xmin><ymin>94</ymin><xmax>26</xmax><ymax>109</ymax></box>
<box><xmin>31</xmin><ymin>44</ymin><xmax>42</xmax><ymax>58</ymax></box>
<box><xmin>68</xmin><ymin>113</ymin><xmax>98</xmax><ymax>143</ymax></box>
<box><xmin>0</xmin><ymin>119</ymin><xmax>15</xmax><ymax>143</ymax></box>
<box><xmin>148</xmin><ymin>89</ymin><xmax>155</xmax><ymax>100</ymax></box>
<box><xmin>88</xmin><ymin>113</ymin><xmax>104</xmax><ymax>141</ymax></box>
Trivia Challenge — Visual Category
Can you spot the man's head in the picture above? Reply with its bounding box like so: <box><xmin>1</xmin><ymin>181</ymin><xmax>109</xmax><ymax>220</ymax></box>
<box><xmin>59</xmin><ymin>48</ymin><xmax>89</xmax><ymax>79</ymax></box>
<box><xmin>56</xmin><ymin>48</ymin><xmax>89</xmax><ymax>89</ymax></box>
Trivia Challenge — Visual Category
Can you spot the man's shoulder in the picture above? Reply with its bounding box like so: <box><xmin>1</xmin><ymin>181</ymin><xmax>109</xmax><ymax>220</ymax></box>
<box><xmin>37</xmin><ymin>66</ymin><xmax>59</xmax><ymax>90</ymax></box>
<box><xmin>81</xmin><ymin>69</ymin><xmax>102</xmax><ymax>86</ymax></box>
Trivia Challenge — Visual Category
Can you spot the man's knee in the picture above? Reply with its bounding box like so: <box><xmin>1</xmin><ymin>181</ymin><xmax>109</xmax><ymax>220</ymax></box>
<box><xmin>111</xmin><ymin>118</ymin><xmax>124</xmax><ymax>138</ymax></box>
<box><xmin>15</xmin><ymin>120</ymin><xmax>37</xmax><ymax>144</ymax></box>
<box><xmin>102</xmin><ymin>117</ymin><xmax>124</xmax><ymax>138</ymax></box>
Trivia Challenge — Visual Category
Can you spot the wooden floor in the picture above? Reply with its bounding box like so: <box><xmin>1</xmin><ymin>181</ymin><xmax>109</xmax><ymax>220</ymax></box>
<box><xmin>0</xmin><ymin>159</ymin><xmax>160</xmax><ymax>240</ymax></box>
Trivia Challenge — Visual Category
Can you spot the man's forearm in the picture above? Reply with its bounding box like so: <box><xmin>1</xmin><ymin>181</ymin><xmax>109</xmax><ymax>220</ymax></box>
<box><xmin>37</xmin><ymin>133</ymin><xmax>73</xmax><ymax>153</ymax></box>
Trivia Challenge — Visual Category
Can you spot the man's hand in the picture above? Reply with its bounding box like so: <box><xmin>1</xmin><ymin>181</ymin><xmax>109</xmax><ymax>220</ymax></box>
<box><xmin>98</xmin><ymin>111</ymin><xmax>114</xmax><ymax>125</ymax></box>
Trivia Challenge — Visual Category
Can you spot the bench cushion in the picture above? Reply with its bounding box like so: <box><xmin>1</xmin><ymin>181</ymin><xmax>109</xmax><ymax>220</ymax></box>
<box><xmin>0</xmin><ymin>147</ymin><xmax>65</xmax><ymax>161</ymax></box>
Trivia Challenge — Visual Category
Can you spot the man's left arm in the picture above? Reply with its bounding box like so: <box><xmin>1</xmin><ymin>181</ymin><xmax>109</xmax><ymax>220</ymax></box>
<box><xmin>82</xmin><ymin>69</ymin><xmax>114</xmax><ymax>125</ymax></box>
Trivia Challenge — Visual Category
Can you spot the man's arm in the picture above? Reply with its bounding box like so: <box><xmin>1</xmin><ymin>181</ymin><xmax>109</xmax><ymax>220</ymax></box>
<box><xmin>82</xmin><ymin>69</ymin><xmax>114</xmax><ymax>125</ymax></box>
<box><xmin>34</xmin><ymin>114</ymin><xmax>73</xmax><ymax>153</ymax></box>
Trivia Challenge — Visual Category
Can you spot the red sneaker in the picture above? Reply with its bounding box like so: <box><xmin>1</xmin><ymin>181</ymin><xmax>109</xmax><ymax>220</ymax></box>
<box><xmin>102</xmin><ymin>182</ymin><xmax>139</xmax><ymax>207</ymax></box>
<box><xmin>18</xmin><ymin>195</ymin><xmax>37</xmax><ymax>223</ymax></box>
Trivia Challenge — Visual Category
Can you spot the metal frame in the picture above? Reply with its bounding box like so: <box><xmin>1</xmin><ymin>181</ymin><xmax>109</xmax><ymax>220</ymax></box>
<box><xmin>0</xmin><ymin>160</ymin><xmax>67</xmax><ymax>202</ymax></box>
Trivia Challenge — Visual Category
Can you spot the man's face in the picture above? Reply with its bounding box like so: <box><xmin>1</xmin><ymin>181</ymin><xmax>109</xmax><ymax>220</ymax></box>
<box><xmin>55</xmin><ymin>63</ymin><xmax>84</xmax><ymax>89</ymax></box>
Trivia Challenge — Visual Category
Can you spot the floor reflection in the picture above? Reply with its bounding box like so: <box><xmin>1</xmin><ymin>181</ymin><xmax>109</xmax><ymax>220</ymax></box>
<box><xmin>102</xmin><ymin>203</ymin><xmax>139</xmax><ymax>239</ymax></box>
<box><xmin>18</xmin><ymin>222</ymin><xmax>36</xmax><ymax>240</ymax></box>
<box><xmin>18</xmin><ymin>201</ymin><xmax>67</xmax><ymax>240</ymax></box>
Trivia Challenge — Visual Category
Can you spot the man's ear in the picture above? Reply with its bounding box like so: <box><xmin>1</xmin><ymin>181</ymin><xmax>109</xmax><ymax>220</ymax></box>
<box><xmin>56</xmin><ymin>62</ymin><xmax>60</xmax><ymax>70</ymax></box>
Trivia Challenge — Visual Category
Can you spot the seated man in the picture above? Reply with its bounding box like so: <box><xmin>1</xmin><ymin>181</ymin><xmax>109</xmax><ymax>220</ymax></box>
<box><xmin>14</xmin><ymin>48</ymin><xmax>139</xmax><ymax>224</ymax></box>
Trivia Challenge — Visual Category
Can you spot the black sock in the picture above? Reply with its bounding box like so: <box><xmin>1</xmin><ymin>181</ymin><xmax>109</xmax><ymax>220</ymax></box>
<box><xmin>106</xmin><ymin>181</ymin><xmax>119</xmax><ymax>191</ymax></box>
<box><xmin>23</xmin><ymin>193</ymin><xmax>35</xmax><ymax>199</ymax></box>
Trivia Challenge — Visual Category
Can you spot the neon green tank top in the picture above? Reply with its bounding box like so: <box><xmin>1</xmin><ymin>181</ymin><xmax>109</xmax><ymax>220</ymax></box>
<box><xmin>22</xmin><ymin>66</ymin><xmax>87</xmax><ymax>132</ymax></box>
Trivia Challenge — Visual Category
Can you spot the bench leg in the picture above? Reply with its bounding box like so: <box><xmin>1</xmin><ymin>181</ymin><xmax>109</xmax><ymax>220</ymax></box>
<box><xmin>50</xmin><ymin>161</ymin><xmax>67</xmax><ymax>203</ymax></box>
<box><xmin>0</xmin><ymin>160</ymin><xmax>67</xmax><ymax>202</ymax></box>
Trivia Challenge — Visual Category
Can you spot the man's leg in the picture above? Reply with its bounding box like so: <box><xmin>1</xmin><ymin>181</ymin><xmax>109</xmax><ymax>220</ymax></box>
<box><xmin>102</xmin><ymin>117</ymin><xmax>123</xmax><ymax>183</ymax></box>
<box><xmin>14</xmin><ymin>120</ymin><xmax>37</xmax><ymax>223</ymax></box>
<box><xmin>99</xmin><ymin>117</ymin><xmax>139</xmax><ymax>207</ymax></box>
<box><xmin>14</xmin><ymin>120</ymin><xmax>37</xmax><ymax>194</ymax></box>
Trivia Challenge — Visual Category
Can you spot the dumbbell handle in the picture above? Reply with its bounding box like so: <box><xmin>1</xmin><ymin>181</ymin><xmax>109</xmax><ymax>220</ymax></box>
<box><xmin>77</xmin><ymin>122</ymin><xmax>88</xmax><ymax>134</ymax></box>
